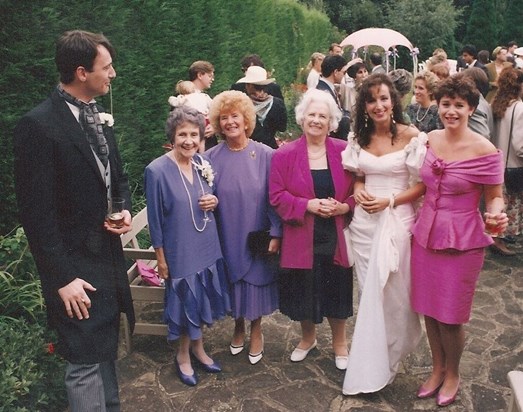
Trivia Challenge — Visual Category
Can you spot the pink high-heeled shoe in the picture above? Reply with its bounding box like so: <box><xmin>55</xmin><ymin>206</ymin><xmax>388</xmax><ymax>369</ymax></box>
<box><xmin>417</xmin><ymin>376</ymin><xmax>445</xmax><ymax>399</ymax></box>
<box><xmin>436</xmin><ymin>378</ymin><xmax>460</xmax><ymax>407</ymax></box>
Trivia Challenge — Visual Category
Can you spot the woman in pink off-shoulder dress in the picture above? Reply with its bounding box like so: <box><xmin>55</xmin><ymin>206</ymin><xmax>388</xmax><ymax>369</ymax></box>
<box><xmin>411</xmin><ymin>74</ymin><xmax>507</xmax><ymax>407</ymax></box>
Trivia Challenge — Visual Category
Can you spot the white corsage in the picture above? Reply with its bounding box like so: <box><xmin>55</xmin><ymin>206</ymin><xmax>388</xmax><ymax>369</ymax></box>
<box><xmin>99</xmin><ymin>112</ymin><xmax>114</xmax><ymax>127</ymax></box>
<box><xmin>191</xmin><ymin>155</ymin><xmax>215</xmax><ymax>187</ymax></box>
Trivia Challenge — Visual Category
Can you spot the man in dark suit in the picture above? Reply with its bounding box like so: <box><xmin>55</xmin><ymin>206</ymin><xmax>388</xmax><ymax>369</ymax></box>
<box><xmin>316</xmin><ymin>55</ymin><xmax>350</xmax><ymax>140</ymax></box>
<box><xmin>13</xmin><ymin>30</ymin><xmax>134</xmax><ymax>412</ymax></box>
<box><xmin>461</xmin><ymin>44</ymin><xmax>488</xmax><ymax>76</ymax></box>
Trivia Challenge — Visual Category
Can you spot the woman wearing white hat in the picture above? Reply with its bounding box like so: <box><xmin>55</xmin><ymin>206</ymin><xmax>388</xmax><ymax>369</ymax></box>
<box><xmin>236</xmin><ymin>66</ymin><xmax>287</xmax><ymax>149</ymax></box>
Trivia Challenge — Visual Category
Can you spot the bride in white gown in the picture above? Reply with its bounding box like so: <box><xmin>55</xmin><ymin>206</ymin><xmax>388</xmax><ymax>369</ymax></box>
<box><xmin>341</xmin><ymin>74</ymin><xmax>425</xmax><ymax>395</ymax></box>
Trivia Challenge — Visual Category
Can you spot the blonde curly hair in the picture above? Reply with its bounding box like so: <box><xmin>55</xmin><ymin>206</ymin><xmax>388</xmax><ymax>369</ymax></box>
<box><xmin>209</xmin><ymin>90</ymin><xmax>256</xmax><ymax>138</ymax></box>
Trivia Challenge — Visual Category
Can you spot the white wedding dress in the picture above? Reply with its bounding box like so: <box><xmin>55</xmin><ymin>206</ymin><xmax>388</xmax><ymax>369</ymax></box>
<box><xmin>341</xmin><ymin>134</ymin><xmax>426</xmax><ymax>395</ymax></box>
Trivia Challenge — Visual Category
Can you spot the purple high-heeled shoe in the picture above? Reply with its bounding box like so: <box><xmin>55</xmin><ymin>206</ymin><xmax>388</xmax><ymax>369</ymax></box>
<box><xmin>175</xmin><ymin>360</ymin><xmax>198</xmax><ymax>386</ymax></box>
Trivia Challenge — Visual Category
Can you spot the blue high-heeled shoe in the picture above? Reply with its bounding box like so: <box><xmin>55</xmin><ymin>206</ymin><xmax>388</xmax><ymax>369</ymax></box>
<box><xmin>190</xmin><ymin>351</ymin><xmax>222</xmax><ymax>373</ymax></box>
<box><xmin>175</xmin><ymin>360</ymin><xmax>198</xmax><ymax>386</ymax></box>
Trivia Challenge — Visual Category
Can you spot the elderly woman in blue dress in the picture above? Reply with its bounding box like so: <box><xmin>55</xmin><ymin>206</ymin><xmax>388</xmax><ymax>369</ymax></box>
<box><xmin>144</xmin><ymin>106</ymin><xmax>230</xmax><ymax>386</ymax></box>
<box><xmin>206</xmin><ymin>90</ymin><xmax>282</xmax><ymax>365</ymax></box>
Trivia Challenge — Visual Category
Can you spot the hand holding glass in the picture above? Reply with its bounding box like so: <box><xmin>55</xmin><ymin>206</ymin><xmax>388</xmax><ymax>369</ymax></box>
<box><xmin>198</xmin><ymin>190</ymin><xmax>213</xmax><ymax>223</ymax></box>
<box><xmin>107</xmin><ymin>197</ymin><xmax>125</xmax><ymax>228</ymax></box>
<box><xmin>484</xmin><ymin>212</ymin><xmax>503</xmax><ymax>237</ymax></box>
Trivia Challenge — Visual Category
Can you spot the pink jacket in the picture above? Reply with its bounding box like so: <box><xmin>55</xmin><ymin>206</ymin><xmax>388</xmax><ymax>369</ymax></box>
<box><xmin>269</xmin><ymin>136</ymin><xmax>355</xmax><ymax>269</ymax></box>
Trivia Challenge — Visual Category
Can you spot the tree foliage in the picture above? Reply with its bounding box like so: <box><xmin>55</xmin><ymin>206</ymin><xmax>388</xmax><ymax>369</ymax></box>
<box><xmin>322</xmin><ymin>0</ymin><xmax>383</xmax><ymax>34</ymax></box>
<box><xmin>463</xmin><ymin>0</ymin><xmax>500</xmax><ymax>51</ymax></box>
<box><xmin>501</xmin><ymin>0</ymin><xmax>523</xmax><ymax>45</ymax></box>
<box><xmin>384</xmin><ymin>0</ymin><xmax>462</xmax><ymax>60</ymax></box>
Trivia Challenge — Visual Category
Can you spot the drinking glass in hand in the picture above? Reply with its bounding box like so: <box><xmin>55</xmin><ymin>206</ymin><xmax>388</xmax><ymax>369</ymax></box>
<box><xmin>198</xmin><ymin>190</ymin><xmax>212</xmax><ymax>223</ymax></box>
<box><xmin>107</xmin><ymin>197</ymin><xmax>125</xmax><ymax>228</ymax></box>
<box><xmin>484</xmin><ymin>213</ymin><xmax>502</xmax><ymax>237</ymax></box>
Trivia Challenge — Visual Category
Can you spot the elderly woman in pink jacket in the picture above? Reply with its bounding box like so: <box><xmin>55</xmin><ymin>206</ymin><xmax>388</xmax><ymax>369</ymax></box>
<box><xmin>269</xmin><ymin>89</ymin><xmax>355</xmax><ymax>370</ymax></box>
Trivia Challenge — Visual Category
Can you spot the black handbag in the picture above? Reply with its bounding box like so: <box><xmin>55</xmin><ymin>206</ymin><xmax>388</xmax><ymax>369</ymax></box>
<box><xmin>504</xmin><ymin>168</ymin><xmax>523</xmax><ymax>193</ymax></box>
<box><xmin>247</xmin><ymin>230</ymin><xmax>271</xmax><ymax>255</ymax></box>
<box><xmin>504</xmin><ymin>105</ymin><xmax>523</xmax><ymax>194</ymax></box>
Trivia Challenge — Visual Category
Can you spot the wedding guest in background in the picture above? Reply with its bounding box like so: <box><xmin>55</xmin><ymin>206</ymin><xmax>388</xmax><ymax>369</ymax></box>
<box><xmin>461</xmin><ymin>44</ymin><xmax>487</xmax><ymax>73</ymax></box>
<box><xmin>407</xmin><ymin>71</ymin><xmax>442</xmax><ymax>133</ymax></box>
<box><xmin>317</xmin><ymin>55</ymin><xmax>350</xmax><ymax>140</ymax></box>
<box><xmin>485</xmin><ymin>46</ymin><xmax>512</xmax><ymax>103</ymax></box>
<box><xmin>235</xmin><ymin>66</ymin><xmax>287</xmax><ymax>149</ymax></box>
<box><xmin>429</xmin><ymin>62</ymin><xmax>450</xmax><ymax>81</ymax></box>
<box><xmin>411</xmin><ymin>74</ymin><xmax>506</xmax><ymax>407</ymax></box>
<box><xmin>328</xmin><ymin>43</ymin><xmax>343</xmax><ymax>56</ymax></box>
<box><xmin>189</xmin><ymin>60</ymin><xmax>217</xmax><ymax>149</ymax></box>
<box><xmin>506</xmin><ymin>40</ymin><xmax>518</xmax><ymax>61</ymax></box>
<box><xmin>269</xmin><ymin>89</ymin><xmax>355</xmax><ymax>371</ymax></box>
<box><xmin>14</xmin><ymin>30</ymin><xmax>134</xmax><ymax>411</ymax></box>
<box><xmin>307</xmin><ymin>52</ymin><xmax>325</xmax><ymax>89</ymax></box>
<box><xmin>168</xmin><ymin>80</ymin><xmax>211</xmax><ymax>152</ymax></box>
<box><xmin>231</xmin><ymin>54</ymin><xmax>284</xmax><ymax>102</ymax></box>
<box><xmin>370</xmin><ymin>53</ymin><xmax>386</xmax><ymax>74</ymax></box>
<box><xmin>389</xmin><ymin>68</ymin><xmax>414</xmax><ymax>122</ymax></box>
<box><xmin>340</xmin><ymin>58</ymin><xmax>367</xmax><ymax>123</ymax></box>
<box><xmin>461</xmin><ymin>67</ymin><xmax>493</xmax><ymax>138</ymax></box>
<box><xmin>341</xmin><ymin>73</ymin><xmax>423</xmax><ymax>394</ymax></box>
<box><xmin>491</xmin><ymin>67</ymin><xmax>523</xmax><ymax>255</ymax></box>
<box><xmin>477</xmin><ymin>50</ymin><xmax>490</xmax><ymax>66</ymax></box>
<box><xmin>207</xmin><ymin>90</ymin><xmax>282</xmax><ymax>365</ymax></box>
<box><xmin>145</xmin><ymin>106</ymin><xmax>230</xmax><ymax>386</ymax></box>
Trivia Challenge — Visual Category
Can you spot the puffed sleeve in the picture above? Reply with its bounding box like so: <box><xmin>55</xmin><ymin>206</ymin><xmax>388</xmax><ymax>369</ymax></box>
<box><xmin>341</xmin><ymin>133</ymin><xmax>363</xmax><ymax>176</ymax></box>
<box><xmin>405</xmin><ymin>132</ymin><xmax>428</xmax><ymax>181</ymax></box>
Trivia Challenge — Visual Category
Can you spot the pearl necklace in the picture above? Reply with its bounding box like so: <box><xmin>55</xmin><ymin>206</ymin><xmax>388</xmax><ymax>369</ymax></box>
<box><xmin>307</xmin><ymin>144</ymin><xmax>326</xmax><ymax>160</ymax></box>
<box><xmin>226</xmin><ymin>139</ymin><xmax>250</xmax><ymax>152</ymax></box>
<box><xmin>173</xmin><ymin>156</ymin><xmax>208</xmax><ymax>232</ymax></box>
<box><xmin>307</xmin><ymin>149</ymin><xmax>326</xmax><ymax>160</ymax></box>
<box><xmin>416</xmin><ymin>104</ymin><xmax>431</xmax><ymax>123</ymax></box>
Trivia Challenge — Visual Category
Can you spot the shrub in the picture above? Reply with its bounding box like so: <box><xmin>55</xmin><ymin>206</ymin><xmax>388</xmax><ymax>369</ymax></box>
<box><xmin>0</xmin><ymin>229</ymin><xmax>66</xmax><ymax>411</ymax></box>
<box><xmin>0</xmin><ymin>317</ymin><xmax>66</xmax><ymax>412</ymax></box>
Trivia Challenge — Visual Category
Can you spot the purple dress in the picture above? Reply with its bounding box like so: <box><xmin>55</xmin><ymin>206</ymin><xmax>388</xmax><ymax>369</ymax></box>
<box><xmin>144</xmin><ymin>154</ymin><xmax>231</xmax><ymax>341</ymax></box>
<box><xmin>411</xmin><ymin>147</ymin><xmax>503</xmax><ymax>324</ymax></box>
<box><xmin>206</xmin><ymin>140</ymin><xmax>281</xmax><ymax>320</ymax></box>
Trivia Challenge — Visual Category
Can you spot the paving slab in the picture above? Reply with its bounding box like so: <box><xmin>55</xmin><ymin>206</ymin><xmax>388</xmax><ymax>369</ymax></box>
<box><xmin>116</xmin><ymin>241</ymin><xmax>523</xmax><ymax>411</ymax></box>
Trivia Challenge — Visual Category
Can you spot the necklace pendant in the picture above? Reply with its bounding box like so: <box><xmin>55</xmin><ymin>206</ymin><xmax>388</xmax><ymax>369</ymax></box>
<box><xmin>250</xmin><ymin>150</ymin><xmax>256</xmax><ymax>159</ymax></box>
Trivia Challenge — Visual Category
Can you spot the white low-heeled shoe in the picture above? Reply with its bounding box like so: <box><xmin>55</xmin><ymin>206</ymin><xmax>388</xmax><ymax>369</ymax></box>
<box><xmin>229</xmin><ymin>342</ymin><xmax>244</xmax><ymax>356</ymax></box>
<box><xmin>335</xmin><ymin>355</ymin><xmax>349</xmax><ymax>370</ymax></box>
<box><xmin>248</xmin><ymin>350</ymin><xmax>263</xmax><ymax>365</ymax></box>
<box><xmin>290</xmin><ymin>339</ymin><xmax>317</xmax><ymax>362</ymax></box>
<box><xmin>248</xmin><ymin>336</ymin><xmax>264</xmax><ymax>365</ymax></box>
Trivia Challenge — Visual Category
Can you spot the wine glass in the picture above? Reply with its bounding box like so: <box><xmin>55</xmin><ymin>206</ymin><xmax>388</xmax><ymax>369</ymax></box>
<box><xmin>199</xmin><ymin>189</ymin><xmax>212</xmax><ymax>223</ymax></box>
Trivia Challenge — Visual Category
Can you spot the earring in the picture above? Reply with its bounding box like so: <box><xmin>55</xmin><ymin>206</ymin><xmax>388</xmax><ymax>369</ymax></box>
<box><xmin>391</xmin><ymin>112</ymin><xmax>396</xmax><ymax>124</ymax></box>
<box><xmin>364</xmin><ymin>112</ymin><xmax>368</xmax><ymax>128</ymax></box>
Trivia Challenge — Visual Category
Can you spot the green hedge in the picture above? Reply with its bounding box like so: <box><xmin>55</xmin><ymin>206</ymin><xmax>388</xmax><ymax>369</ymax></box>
<box><xmin>0</xmin><ymin>0</ymin><xmax>340</xmax><ymax>234</ymax></box>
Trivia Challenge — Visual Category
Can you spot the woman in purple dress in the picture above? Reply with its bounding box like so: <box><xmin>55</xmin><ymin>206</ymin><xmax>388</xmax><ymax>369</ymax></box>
<box><xmin>411</xmin><ymin>75</ymin><xmax>507</xmax><ymax>407</ymax></box>
<box><xmin>206</xmin><ymin>90</ymin><xmax>281</xmax><ymax>365</ymax></box>
<box><xmin>145</xmin><ymin>107</ymin><xmax>231</xmax><ymax>386</ymax></box>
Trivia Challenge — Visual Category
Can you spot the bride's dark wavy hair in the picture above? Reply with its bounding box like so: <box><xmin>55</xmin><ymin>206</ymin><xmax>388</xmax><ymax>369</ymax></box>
<box><xmin>354</xmin><ymin>73</ymin><xmax>406</xmax><ymax>148</ymax></box>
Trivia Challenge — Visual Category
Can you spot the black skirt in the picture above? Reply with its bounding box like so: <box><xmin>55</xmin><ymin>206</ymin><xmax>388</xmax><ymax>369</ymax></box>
<box><xmin>279</xmin><ymin>254</ymin><xmax>353</xmax><ymax>323</ymax></box>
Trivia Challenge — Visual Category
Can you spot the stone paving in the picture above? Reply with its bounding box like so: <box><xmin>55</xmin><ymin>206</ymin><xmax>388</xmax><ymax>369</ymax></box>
<box><xmin>116</xmin><ymin>242</ymin><xmax>523</xmax><ymax>411</ymax></box>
